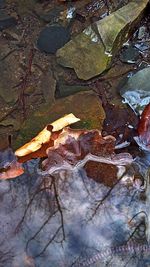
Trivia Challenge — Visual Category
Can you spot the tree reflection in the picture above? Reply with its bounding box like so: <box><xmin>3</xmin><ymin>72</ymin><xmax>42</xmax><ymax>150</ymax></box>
<box><xmin>9</xmin><ymin>152</ymin><xmax>148</xmax><ymax>267</ymax></box>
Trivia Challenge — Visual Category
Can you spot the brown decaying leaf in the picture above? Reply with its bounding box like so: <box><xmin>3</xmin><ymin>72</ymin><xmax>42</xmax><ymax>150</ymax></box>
<box><xmin>42</xmin><ymin>128</ymin><xmax>120</xmax><ymax>187</ymax></box>
<box><xmin>84</xmin><ymin>162</ymin><xmax>118</xmax><ymax>187</ymax></box>
<box><xmin>102</xmin><ymin>102</ymin><xmax>138</xmax><ymax>142</ymax></box>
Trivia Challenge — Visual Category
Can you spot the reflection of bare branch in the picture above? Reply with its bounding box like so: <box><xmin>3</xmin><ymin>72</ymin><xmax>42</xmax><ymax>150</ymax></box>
<box><xmin>126</xmin><ymin>222</ymin><xmax>146</xmax><ymax>243</ymax></box>
<box><xmin>81</xmin><ymin>175</ymin><xmax>93</xmax><ymax>198</ymax></box>
<box><xmin>30</xmin><ymin>176</ymin><xmax>66</xmax><ymax>257</ymax></box>
<box><xmin>128</xmin><ymin>211</ymin><xmax>148</xmax><ymax>225</ymax></box>
<box><xmin>89</xmin><ymin>175</ymin><xmax>124</xmax><ymax>219</ymax></box>
<box><xmin>35</xmin><ymin>225</ymin><xmax>62</xmax><ymax>258</ymax></box>
<box><xmin>0</xmin><ymin>242</ymin><xmax>14</xmax><ymax>267</ymax></box>
<box><xmin>25</xmin><ymin>209</ymin><xmax>58</xmax><ymax>251</ymax></box>
<box><xmin>15</xmin><ymin>177</ymin><xmax>53</xmax><ymax>233</ymax></box>
<box><xmin>53</xmin><ymin>177</ymin><xmax>65</xmax><ymax>240</ymax></box>
<box><xmin>15</xmin><ymin>173</ymin><xmax>66</xmax><ymax>258</ymax></box>
<box><xmin>127</xmin><ymin>223</ymin><xmax>143</xmax><ymax>242</ymax></box>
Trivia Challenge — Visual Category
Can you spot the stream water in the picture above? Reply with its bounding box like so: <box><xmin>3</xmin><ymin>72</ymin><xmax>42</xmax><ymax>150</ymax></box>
<box><xmin>0</xmin><ymin>150</ymin><xmax>150</xmax><ymax>267</ymax></box>
<box><xmin>1</xmin><ymin>0</ymin><xmax>150</xmax><ymax>266</ymax></box>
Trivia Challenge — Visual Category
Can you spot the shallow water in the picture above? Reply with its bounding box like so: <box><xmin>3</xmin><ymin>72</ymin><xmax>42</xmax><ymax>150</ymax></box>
<box><xmin>0</xmin><ymin>154</ymin><xmax>150</xmax><ymax>267</ymax></box>
<box><xmin>1</xmin><ymin>1</ymin><xmax>150</xmax><ymax>266</ymax></box>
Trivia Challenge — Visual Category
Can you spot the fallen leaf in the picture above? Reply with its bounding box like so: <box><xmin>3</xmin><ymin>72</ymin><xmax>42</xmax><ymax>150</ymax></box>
<box><xmin>102</xmin><ymin>102</ymin><xmax>138</xmax><ymax>143</ymax></box>
<box><xmin>0</xmin><ymin>161</ymin><xmax>24</xmax><ymax>180</ymax></box>
<box><xmin>138</xmin><ymin>103</ymin><xmax>150</xmax><ymax>138</ymax></box>
<box><xmin>15</xmin><ymin>113</ymin><xmax>80</xmax><ymax>161</ymax></box>
<box><xmin>41</xmin><ymin>128</ymin><xmax>133</xmax><ymax>187</ymax></box>
<box><xmin>135</xmin><ymin>103</ymin><xmax>150</xmax><ymax>150</ymax></box>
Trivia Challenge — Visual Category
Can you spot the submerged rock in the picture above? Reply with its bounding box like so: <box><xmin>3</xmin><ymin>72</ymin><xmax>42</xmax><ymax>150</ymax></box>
<box><xmin>14</xmin><ymin>91</ymin><xmax>105</xmax><ymax>148</ymax></box>
<box><xmin>57</xmin><ymin>0</ymin><xmax>149</xmax><ymax>80</ymax></box>
<box><xmin>55</xmin><ymin>83</ymin><xmax>90</xmax><ymax>98</ymax></box>
<box><xmin>0</xmin><ymin>0</ymin><xmax>5</xmax><ymax>9</ymax></box>
<box><xmin>120</xmin><ymin>46</ymin><xmax>140</xmax><ymax>63</ymax></box>
<box><xmin>37</xmin><ymin>25</ymin><xmax>70</xmax><ymax>54</ymax></box>
<box><xmin>120</xmin><ymin>67</ymin><xmax>150</xmax><ymax>114</ymax></box>
<box><xmin>0</xmin><ymin>10</ymin><xmax>17</xmax><ymax>30</ymax></box>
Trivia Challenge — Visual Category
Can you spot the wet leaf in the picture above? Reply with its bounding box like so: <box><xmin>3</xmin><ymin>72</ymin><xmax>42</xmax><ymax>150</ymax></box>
<box><xmin>135</xmin><ymin>103</ymin><xmax>150</xmax><ymax>150</ymax></box>
<box><xmin>0</xmin><ymin>147</ymin><xmax>24</xmax><ymax>179</ymax></box>
<box><xmin>42</xmin><ymin>128</ymin><xmax>133</xmax><ymax>187</ymax></box>
<box><xmin>84</xmin><ymin>162</ymin><xmax>118</xmax><ymax>187</ymax></box>
<box><xmin>102</xmin><ymin>102</ymin><xmax>139</xmax><ymax>144</ymax></box>
<box><xmin>0</xmin><ymin>161</ymin><xmax>24</xmax><ymax>180</ymax></box>
<box><xmin>15</xmin><ymin>113</ymin><xmax>80</xmax><ymax>161</ymax></box>
<box><xmin>138</xmin><ymin>103</ymin><xmax>150</xmax><ymax>137</ymax></box>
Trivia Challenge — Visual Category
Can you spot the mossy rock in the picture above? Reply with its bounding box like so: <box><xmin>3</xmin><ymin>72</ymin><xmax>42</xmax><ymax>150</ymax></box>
<box><xmin>57</xmin><ymin>33</ymin><xmax>110</xmax><ymax>80</ymax></box>
<box><xmin>14</xmin><ymin>91</ymin><xmax>105</xmax><ymax>149</ymax></box>
<box><xmin>57</xmin><ymin>0</ymin><xmax>149</xmax><ymax>80</ymax></box>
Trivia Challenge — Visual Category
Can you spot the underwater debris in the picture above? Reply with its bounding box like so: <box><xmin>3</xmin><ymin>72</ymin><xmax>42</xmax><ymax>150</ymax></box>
<box><xmin>135</xmin><ymin>103</ymin><xmax>150</xmax><ymax>151</ymax></box>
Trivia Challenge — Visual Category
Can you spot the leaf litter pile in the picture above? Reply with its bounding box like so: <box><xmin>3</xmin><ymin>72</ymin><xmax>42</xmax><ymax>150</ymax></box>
<box><xmin>1</xmin><ymin>101</ymin><xmax>149</xmax><ymax>187</ymax></box>
<box><xmin>0</xmin><ymin>112</ymin><xmax>137</xmax><ymax>186</ymax></box>
<box><xmin>1</xmin><ymin>104</ymin><xmax>150</xmax><ymax>266</ymax></box>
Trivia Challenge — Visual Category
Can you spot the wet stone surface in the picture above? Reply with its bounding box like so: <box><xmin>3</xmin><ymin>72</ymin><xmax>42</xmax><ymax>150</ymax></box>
<box><xmin>120</xmin><ymin>46</ymin><xmax>140</xmax><ymax>64</ymax></box>
<box><xmin>37</xmin><ymin>25</ymin><xmax>71</xmax><ymax>54</ymax></box>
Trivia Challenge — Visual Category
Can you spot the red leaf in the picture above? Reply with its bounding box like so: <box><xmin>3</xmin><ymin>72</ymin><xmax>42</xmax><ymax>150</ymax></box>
<box><xmin>137</xmin><ymin>103</ymin><xmax>150</xmax><ymax>148</ymax></box>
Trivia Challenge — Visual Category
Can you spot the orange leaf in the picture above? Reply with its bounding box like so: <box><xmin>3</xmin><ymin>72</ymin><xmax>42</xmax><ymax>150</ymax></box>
<box><xmin>0</xmin><ymin>161</ymin><xmax>24</xmax><ymax>180</ymax></box>
<box><xmin>15</xmin><ymin>113</ymin><xmax>80</xmax><ymax>161</ymax></box>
